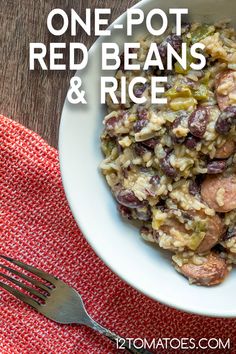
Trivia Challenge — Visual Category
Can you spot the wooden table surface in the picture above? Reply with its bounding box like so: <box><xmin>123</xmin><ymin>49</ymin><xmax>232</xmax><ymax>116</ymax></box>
<box><xmin>0</xmin><ymin>0</ymin><xmax>138</xmax><ymax>148</ymax></box>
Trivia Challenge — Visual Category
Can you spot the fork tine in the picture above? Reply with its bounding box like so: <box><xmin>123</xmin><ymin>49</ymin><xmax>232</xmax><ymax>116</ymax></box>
<box><xmin>0</xmin><ymin>263</ymin><xmax>51</xmax><ymax>293</ymax></box>
<box><xmin>0</xmin><ymin>280</ymin><xmax>40</xmax><ymax>309</ymax></box>
<box><xmin>0</xmin><ymin>272</ymin><xmax>46</xmax><ymax>300</ymax></box>
<box><xmin>0</xmin><ymin>255</ymin><xmax>57</xmax><ymax>284</ymax></box>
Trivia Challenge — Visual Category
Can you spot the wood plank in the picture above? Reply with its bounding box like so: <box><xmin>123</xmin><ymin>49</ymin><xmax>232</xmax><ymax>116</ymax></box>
<box><xmin>0</xmin><ymin>0</ymin><xmax>138</xmax><ymax>147</ymax></box>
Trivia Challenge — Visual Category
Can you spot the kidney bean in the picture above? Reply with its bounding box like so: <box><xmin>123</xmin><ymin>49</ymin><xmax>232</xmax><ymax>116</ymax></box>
<box><xmin>150</xmin><ymin>175</ymin><xmax>160</xmax><ymax>186</ymax></box>
<box><xmin>161</xmin><ymin>153</ymin><xmax>177</xmax><ymax>178</ymax></box>
<box><xmin>133</xmin><ymin>119</ymin><xmax>148</xmax><ymax>133</ymax></box>
<box><xmin>135</xmin><ymin>207</ymin><xmax>152</xmax><ymax>221</ymax></box>
<box><xmin>116</xmin><ymin>189</ymin><xmax>145</xmax><ymax>209</ymax></box>
<box><xmin>142</xmin><ymin>138</ymin><xmax>159</xmax><ymax>150</ymax></box>
<box><xmin>215</xmin><ymin>106</ymin><xmax>236</xmax><ymax>135</ymax></box>
<box><xmin>185</xmin><ymin>135</ymin><xmax>199</xmax><ymax>149</ymax></box>
<box><xmin>137</xmin><ymin>108</ymin><xmax>148</xmax><ymax>120</ymax></box>
<box><xmin>118</xmin><ymin>205</ymin><xmax>132</xmax><ymax>220</ymax></box>
<box><xmin>189</xmin><ymin>180</ymin><xmax>200</xmax><ymax>196</ymax></box>
<box><xmin>134</xmin><ymin>83</ymin><xmax>148</xmax><ymax>98</ymax></box>
<box><xmin>171</xmin><ymin>116</ymin><xmax>186</xmax><ymax>144</ymax></box>
<box><xmin>188</xmin><ymin>107</ymin><xmax>209</xmax><ymax>138</ymax></box>
<box><xmin>167</xmin><ymin>34</ymin><xmax>183</xmax><ymax>53</ymax></box>
<box><xmin>134</xmin><ymin>143</ymin><xmax>149</xmax><ymax>156</ymax></box>
<box><xmin>105</xmin><ymin>115</ymin><xmax>125</xmax><ymax>136</ymax></box>
<box><xmin>207</xmin><ymin>160</ymin><xmax>227</xmax><ymax>174</ymax></box>
<box><xmin>106</xmin><ymin>116</ymin><xmax>120</xmax><ymax>130</ymax></box>
<box><xmin>172</xmin><ymin>116</ymin><xmax>182</xmax><ymax>130</ymax></box>
<box><xmin>158</xmin><ymin>44</ymin><xmax>168</xmax><ymax>63</ymax></box>
<box><xmin>158</xmin><ymin>34</ymin><xmax>182</xmax><ymax>64</ymax></box>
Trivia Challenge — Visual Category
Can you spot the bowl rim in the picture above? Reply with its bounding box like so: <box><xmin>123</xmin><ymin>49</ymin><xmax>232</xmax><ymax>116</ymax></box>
<box><xmin>59</xmin><ymin>0</ymin><xmax>236</xmax><ymax>318</ymax></box>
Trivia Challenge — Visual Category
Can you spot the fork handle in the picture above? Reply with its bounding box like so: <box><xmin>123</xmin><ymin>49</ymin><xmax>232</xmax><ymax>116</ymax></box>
<box><xmin>83</xmin><ymin>317</ymin><xmax>153</xmax><ymax>354</ymax></box>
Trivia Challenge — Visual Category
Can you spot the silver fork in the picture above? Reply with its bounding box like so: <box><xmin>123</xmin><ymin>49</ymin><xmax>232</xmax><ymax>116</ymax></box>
<box><xmin>0</xmin><ymin>255</ymin><xmax>153</xmax><ymax>354</ymax></box>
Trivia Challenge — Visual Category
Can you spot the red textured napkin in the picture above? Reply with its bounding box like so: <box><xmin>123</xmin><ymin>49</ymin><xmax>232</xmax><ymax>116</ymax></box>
<box><xmin>0</xmin><ymin>114</ymin><xmax>236</xmax><ymax>354</ymax></box>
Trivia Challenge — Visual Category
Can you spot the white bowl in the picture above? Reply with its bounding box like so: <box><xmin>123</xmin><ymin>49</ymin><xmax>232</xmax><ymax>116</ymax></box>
<box><xmin>59</xmin><ymin>0</ymin><xmax>236</xmax><ymax>317</ymax></box>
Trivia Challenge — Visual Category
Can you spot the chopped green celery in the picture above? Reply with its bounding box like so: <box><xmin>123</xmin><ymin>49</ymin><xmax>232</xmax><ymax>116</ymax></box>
<box><xmin>128</xmin><ymin>115</ymin><xmax>137</xmax><ymax>122</ymax></box>
<box><xmin>191</xmin><ymin>24</ymin><xmax>215</xmax><ymax>43</ymax></box>
<box><xmin>188</xmin><ymin>232</ymin><xmax>205</xmax><ymax>250</ymax></box>
<box><xmin>188</xmin><ymin>220</ymin><xmax>207</xmax><ymax>251</ymax></box>
<box><xmin>129</xmin><ymin>136</ymin><xmax>136</xmax><ymax>143</ymax></box>
<box><xmin>102</xmin><ymin>140</ymin><xmax>116</xmax><ymax>156</ymax></box>
<box><xmin>170</xmin><ymin>97</ymin><xmax>197</xmax><ymax>111</ymax></box>
<box><xmin>165</xmin><ymin>86</ymin><xmax>192</xmax><ymax>98</ymax></box>
<box><xmin>200</xmin><ymin>71</ymin><xmax>211</xmax><ymax>84</ymax></box>
<box><xmin>175</xmin><ymin>62</ymin><xmax>189</xmax><ymax>75</ymax></box>
<box><xmin>193</xmin><ymin>84</ymin><xmax>209</xmax><ymax>100</ymax></box>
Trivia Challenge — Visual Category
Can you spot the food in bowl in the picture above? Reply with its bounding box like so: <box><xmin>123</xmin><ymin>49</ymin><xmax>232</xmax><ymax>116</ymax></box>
<box><xmin>100</xmin><ymin>21</ymin><xmax>236</xmax><ymax>286</ymax></box>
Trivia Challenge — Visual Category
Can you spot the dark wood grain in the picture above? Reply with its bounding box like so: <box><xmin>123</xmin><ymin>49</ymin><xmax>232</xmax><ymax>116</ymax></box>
<box><xmin>0</xmin><ymin>0</ymin><xmax>138</xmax><ymax>147</ymax></box>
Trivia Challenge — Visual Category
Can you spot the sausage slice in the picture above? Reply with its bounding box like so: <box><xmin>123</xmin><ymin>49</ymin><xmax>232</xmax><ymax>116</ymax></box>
<box><xmin>161</xmin><ymin>213</ymin><xmax>224</xmax><ymax>253</ymax></box>
<box><xmin>215</xmin><ymin>70</ymin><xmax>236</xmax><ymax>111</ymax></box>
<box><xmin>175</xmin><ymin>253</ymin><xmax>229</xmax><ymax>286</ymax></box>
<box><xmin>215</xmin><ymin>140</ymin><xmax>235</xmax><ymax>159</ymax></box>
<box><xmin>201</xmin><ymin>174</ymin><xmax>236</xmax><ymax>212</ymax></box>
<box><xmin>197</xmin><ymin>214</ymin><xmax>224</xmax><ymax>253</ymax></box>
